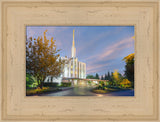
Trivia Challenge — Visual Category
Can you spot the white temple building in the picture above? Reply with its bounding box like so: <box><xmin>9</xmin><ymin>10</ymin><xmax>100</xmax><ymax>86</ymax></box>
<box><xmin>44</xmin><ymin>30</ymin><xmax>86</xmax><ymax>84</ymax></box>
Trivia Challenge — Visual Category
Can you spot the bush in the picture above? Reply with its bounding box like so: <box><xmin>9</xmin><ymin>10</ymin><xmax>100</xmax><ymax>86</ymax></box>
<box><xmin>97</xmin><ymin>85</ymin><xmax>105</xmax><ymax>90</ymax></box>
<box><xmin>26</xmin><ymin>87</ymin><xmax>61</xmax><ymax>96</ymax></box>
<box><xmin>61</xmin><ymin>82</ymin><xmax>71</xmax><ymax>87</ymax></box>
<box><xmin>97</xmin><ymin>81</ymin><xmax>105</xmax><ymax>90</ymax></box>
<box><xmin>120</xmin><ymin>79</ymin><xmax>131</xmax><ymax>88</ymax></box>
<box><xmin>88</xmin><ymin>81</ymin><xmax>92</xmax><ymax>85</ymax></box>
<box><xmin>43</xmin><ymin>82</ymin><xmax>59</xmax><ymax>87</ymax></box>
<box><xmin>92</xmin><ymin>89</ymin><xmax>107</xmax><ymax>94</ymax></box>
<box><xmin>26</xmin><ymin>74</ymin><xmax>38</xmax><ymax>88</ymax></box>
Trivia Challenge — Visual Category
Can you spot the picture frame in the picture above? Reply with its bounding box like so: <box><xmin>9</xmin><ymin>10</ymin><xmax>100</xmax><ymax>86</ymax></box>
<box><xmin>0</xmin><ymin>0</ymin><xmax>159</xmax><ymax>121</ymax></box>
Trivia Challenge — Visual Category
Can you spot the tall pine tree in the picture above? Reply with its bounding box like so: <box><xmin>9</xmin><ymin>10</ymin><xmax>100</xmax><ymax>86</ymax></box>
<box><xmin>104</xmin><ymin>73</ymin><xmax>107</xmax><ymax>80</ymax></box>
<box><xmin>101</xmin><ymin>75</ymin><xmax>104</xmax><ymax>80</ymax></box>
<box><xmin>95</xmin><ymin>73</ymin><xmax>99</xmax><ymax>79</ymax></box>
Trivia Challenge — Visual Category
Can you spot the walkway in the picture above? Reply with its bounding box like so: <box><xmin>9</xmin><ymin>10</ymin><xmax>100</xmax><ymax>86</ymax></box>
<box><xmin>42</xmin><ymin>87</ymin><xmax>134</xmax><ymax>96</ymax></box>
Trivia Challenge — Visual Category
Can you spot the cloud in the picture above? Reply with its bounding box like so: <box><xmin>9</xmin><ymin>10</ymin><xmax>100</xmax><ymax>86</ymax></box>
<box><xmin>86</xmin><ymin>36</ymin><xmax>134</xmax><ymax>74</ymax></box>
<box><xmin>87</xmin><ymin>62</ymin><xmax>109</xmax><ymax>71</ymax></box>
<box><xmin>77</xmin><ymin>27</ymin><xmax>132</xmax><ymax>57</ymax></box>
<box><xmin>86</xmin><ymin>36</ymin><xmax>134</xmax><ymax>61</ymax></box>
<box><xmin>87</xmin><ymin>66</ymin><xmax>108</xmax><ymax>74</ymax></box>
<box><xmin>26</xmin><ymin>26</ymin><xmax>134</xmax><ymax>75</ymax></box>
<box><xmin>77</xmin><ymin>31</ymin><xmax>112</xmax><ymax>55</ymax></box>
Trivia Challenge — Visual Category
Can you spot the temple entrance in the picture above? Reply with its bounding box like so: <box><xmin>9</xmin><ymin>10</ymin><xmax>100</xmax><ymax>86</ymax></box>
<box><xmin>62</xmin><ymin>78</ymin><xmax>107</xmax><ymax>87</ymax></box>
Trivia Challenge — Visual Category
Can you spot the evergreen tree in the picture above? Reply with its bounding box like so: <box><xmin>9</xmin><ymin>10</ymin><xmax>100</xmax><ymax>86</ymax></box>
<box><xmin>123</xmin><ymin>53</ymin><xmax>134</xmax><ymax>88</ymax></box>
<box><xmin>101</xmin><ymin>75</ymin><xmax>104</xmax><ymax>80</ymax></box>
<box><xmin>107</xmin><ymin>71</ymin><xmax>111</xmax><ymax>80</ymax></box>
<box><xmin>110</xmin><ymin>72</ymin><xmax>114</xmax><ymax>85</ymax></box>
<box><xmin>95</xmin><ymin>73</ymin><xmax>99</xmax><ymax>79</ymax></box>
<box><xmin>104</xmin><ymin>73</ymin><xmax>107</xmax><ymax>80</ymax></box>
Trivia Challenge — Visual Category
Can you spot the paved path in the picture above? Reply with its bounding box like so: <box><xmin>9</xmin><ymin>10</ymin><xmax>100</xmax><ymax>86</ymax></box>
<box><xmin>43</xmin><ymin>87</ymin><xmax>96</xmax><ymax>96</ymax></box>
<box><xmin>42</xmin><ymin>87</ymin><xmax>134</xmax><ymax>96</ymax></box>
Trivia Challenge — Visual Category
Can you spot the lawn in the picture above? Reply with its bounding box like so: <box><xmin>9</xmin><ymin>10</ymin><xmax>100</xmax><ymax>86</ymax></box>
<box><xmin>92</xmin><ymin>87</ymin><xmax>132</xmax><ymax>94</ymax></box>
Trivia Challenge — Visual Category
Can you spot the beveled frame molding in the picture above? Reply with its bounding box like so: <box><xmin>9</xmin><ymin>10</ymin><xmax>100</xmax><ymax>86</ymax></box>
<box><xmin>0</xmin><ymin>0</ymin><xmax>159</xmax><ymax>121</ymax></box>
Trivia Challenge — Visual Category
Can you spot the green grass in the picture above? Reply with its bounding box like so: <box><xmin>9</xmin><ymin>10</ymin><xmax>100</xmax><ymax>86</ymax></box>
<box><xmin>92</xmin><ymin>87</ymin><xmax>132</xmax><ymax>94</ymax></box>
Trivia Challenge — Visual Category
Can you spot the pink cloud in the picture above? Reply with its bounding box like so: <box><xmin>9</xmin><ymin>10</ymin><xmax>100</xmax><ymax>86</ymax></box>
<box><xmin>87</xmin><ymin>62</ymin><xmax>109</xmax><ymax>71</ymax></box>
<box><xmin>86</xmin><ymin>36</ymin><xmax>134</xmax><ymax>74</ymax></box>
<box><xmin>86</xmin><ymin>36</ymin><xmax>134</xmax><ymax>61</ymax></box>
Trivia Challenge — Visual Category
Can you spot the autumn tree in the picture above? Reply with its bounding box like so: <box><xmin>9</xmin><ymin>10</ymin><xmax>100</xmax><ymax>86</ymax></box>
<box><xmin>112</xmin><ymin>70</ymin><xmax>124</xmax><ymax>86</ymax></box>
<box><xmin>112</xmin><ymin>70</ymin><xmax>119</xmax><ymax>86</ymax></box>
<box><xmin>113</xmin><ymin>70</ymin><xmax>119</xmax><ymax>81</ymax></box>
<box><xmin>26</xmin><ymin>30</ymin><xmax>65</xmax><ymax>88</ymax></box>
<box><xmin>120</xmin><ymin>79</ymin><xmax>131</xmax><ymax>88</ymax></box>
<box><xmin>123</xmin><ymin>53</ymin><xmax>134</xmax><ymax>88</ymax></box>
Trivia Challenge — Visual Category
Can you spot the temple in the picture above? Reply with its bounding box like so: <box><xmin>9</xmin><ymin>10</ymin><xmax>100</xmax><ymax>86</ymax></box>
<box><xmin>44</xmin><ymin>30</ymin><xmax>86</xmax><ymax>84</ymax></box>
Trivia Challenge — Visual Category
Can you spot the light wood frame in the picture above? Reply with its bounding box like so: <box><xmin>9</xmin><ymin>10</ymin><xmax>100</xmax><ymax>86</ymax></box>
<box><xmin>0</xmin><ymin>0</ymin><xmax>159</xmax><ymax>121</ymax></box>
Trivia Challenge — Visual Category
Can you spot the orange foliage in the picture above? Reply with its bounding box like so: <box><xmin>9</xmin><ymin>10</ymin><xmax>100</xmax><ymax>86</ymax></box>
<box><xmin>26</xmin><ymin>30</ymin><xmax>65</xmax><ymax>85</ymax></box>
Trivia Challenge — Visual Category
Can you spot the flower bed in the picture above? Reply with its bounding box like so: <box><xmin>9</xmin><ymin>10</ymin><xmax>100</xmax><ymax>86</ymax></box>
<box><xmin>26</xmin><ymin>87</ymin><xmax>61</xmax><ymax>96</ymax></box>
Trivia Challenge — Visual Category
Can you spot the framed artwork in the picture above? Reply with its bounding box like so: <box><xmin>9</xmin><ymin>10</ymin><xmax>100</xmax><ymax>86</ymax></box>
<box><xmin>0</xmin><ymin>0</ymin><xmax>159</xmax><ymax>121</ymax></box>
<box><xmin>26</xmin><ymin>26</ymin><xmax>135</xmax><ymax>97</ymax></box>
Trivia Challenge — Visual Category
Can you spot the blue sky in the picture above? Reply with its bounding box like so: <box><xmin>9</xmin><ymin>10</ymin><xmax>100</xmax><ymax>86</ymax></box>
<box><xmin>26</xmin><ymin>26</ymin><xmax>134</xmax><ymax>76</ymax></box>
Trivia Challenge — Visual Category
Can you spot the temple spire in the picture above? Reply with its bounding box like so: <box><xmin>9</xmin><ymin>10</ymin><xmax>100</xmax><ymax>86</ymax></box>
<box><xmin>71</xmin><ymin>29</ymin><xmax>76</xmax><ymax>58</ymax></box>
<box><xmin>72</xmin><ymin>29</ymin><xmax>75</xmax><ymax>47</ymax></box>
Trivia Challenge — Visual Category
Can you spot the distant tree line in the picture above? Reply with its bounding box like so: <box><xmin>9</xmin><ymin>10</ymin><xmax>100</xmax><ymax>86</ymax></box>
<box><xmin>86</xmin><ymin>73</ymin><xmax>100</xmax><ymax>79</ymax></box>
<box><xmin>86</xmin><ymin>53</ymin><xmax>134</xmax><ymax>88</ymax></box>
<box><xmin>100</xmin><ymin>72</ymin><xmax>113</xmax><ymax>81</ymax></box>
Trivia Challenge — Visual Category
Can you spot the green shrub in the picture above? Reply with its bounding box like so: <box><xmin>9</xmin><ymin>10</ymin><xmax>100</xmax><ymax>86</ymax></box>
<box><xmin>120</xmin><ymin>79</ymin><xmax>131</xmax><ymax>88</ymax></box>
<box><xmin>43</xmin><ymin>82</ymin><xmax>59</xmax><ymax>87</ymax></box>
<box><xmin>97</xmin><ymin>85</ymin><xmax>105</xmax><ymax>90</ymax></box>
<box><xmin>26</xmin><ymin>74</ymin><xmax>38</xmax><ymax>88</ymax></box>
<box><xmin>61</xmin><ymin>82</ymin><xmax>71</xmax><ymax>87</ymax></box>
<box><xmin>26</xmin><ymin>87</ymin><xmax>61</xmax><ymax>96</ymax></box>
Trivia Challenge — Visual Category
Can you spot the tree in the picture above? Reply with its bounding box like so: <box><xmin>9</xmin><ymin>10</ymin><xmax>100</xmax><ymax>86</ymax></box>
<box><xmin>95</xmin><ymin>73</ymin><xmax>99</xmax><ymax>79</ymax></box>
<box><xmin>112</xmin><ymin>70</ymin><xmax>123</xmax><ymax>86</ymax></box>
<box><xmin>26</xmin><ymin>30</ymin><xmax>65</xmax><ymax>88</ymax></box>
<box><xmin>104</xmin><ymin>73</ymin><xmax>107</xmax><ymax>80</ymax></box>
<box><xmin>26</xmin><ymin>74</ymin><xmax>37</xmax><ymax>88</ymax></box>
<box><xmin>120</xmin><ymin>79</ymin><xmax>131</xmax><ymax>88</ymax></box>
<box><xmin>111</xmin><ymin>72</ymin><xmax>113</xmax><ymax>81</ymax></box>
<box><xmin>101</xmin><ymin>75</ymin><xmax>104</xmax><ymax>80</ymax></box>
<box><xmin>113</xmin><ymin>70</ymin><xmax>119</xmax><ymax>81</ymax></box>
<box><xmin>86</xmin><ymin>75</ymin><xmax>95</xmax><ymax>79</ymax></box>
<box><xmin>107</xmin><ymin>71</ymin><xmax>111</xmax><ymax>81</ymax></box>
<box><xmin>123</xmin><ymin>53</ymin><xmax>134</xmax><ymax>88</ymax></box>
<box><xmin>108</xmin><ymin>72</ymin><xmax>114</xmax><ymax>86</ymax></box>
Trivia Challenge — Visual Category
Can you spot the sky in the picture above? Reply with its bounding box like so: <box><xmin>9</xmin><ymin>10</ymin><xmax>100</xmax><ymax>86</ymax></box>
<box><xmin>26</xmin><ymin>26</ymin><xmax>134</xmax><ymax>76</ymax></box>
